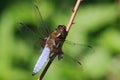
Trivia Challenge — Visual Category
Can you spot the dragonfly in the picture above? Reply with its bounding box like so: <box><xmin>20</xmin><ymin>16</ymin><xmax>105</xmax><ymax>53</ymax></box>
<box><xmin>32</xmin><ymin>24</ymin><xmax>68</xmax><ymax>78</ymax></box>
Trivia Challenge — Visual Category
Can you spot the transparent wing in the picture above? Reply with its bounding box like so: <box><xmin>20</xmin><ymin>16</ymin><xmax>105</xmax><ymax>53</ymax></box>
<box><xmin>34</xmin><ymin>4</ymin><xmax>51</xmax><ymax>38</ymax></box>
<box><xmin>64</xmin><ymin>40</ymin><xmax>94</xmax><ymax>54</ymax></box>
<box><xmin>32</xmin><ymin>47</ymin><xmax>51</xmax><ymax>76</ymax></box>
<box><xmin>61</xmin><ymin>40</ymin><xmax>94</xmax><ymax>65</ymax></box>
<box><xmin>16</xmin><ymin>23</ymin><xmax>42</xmax><ymax>51</ymax></box>
<box><xmin>64</xmin><ymin>40</ymin><xmax>93</xmax><ymax>49</ymax></box>
<box><xmin>16</xmin><ymin>4</ymin><xmax>51</xmax><ymax>50</ymax></box>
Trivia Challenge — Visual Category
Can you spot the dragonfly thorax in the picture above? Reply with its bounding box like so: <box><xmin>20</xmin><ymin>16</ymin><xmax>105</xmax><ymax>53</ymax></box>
<box><xmin>46</xmin><ymin>25</ymin><xmax>68</xmax><ymax>52</ymax></box>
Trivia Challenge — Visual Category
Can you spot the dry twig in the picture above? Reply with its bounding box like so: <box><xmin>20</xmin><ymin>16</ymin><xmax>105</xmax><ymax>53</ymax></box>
<box><xmin>66</xmin><ymin>0</ymin><xmax>82</xmax><ymax>32</ymax></box>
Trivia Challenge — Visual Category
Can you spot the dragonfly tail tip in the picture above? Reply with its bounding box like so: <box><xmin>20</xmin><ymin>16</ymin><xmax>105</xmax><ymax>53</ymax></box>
<box><xmin>32</xmin><ymin>72</ymin><xmax>37</xmax><ymax>76</ymax></box>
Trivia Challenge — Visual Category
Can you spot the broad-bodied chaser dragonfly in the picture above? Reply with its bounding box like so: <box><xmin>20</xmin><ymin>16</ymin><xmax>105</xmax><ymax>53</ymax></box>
<box><xmin>32</xmin><ymin>24</ymin><xmax>68</xmax><ymax>78</ymax></box>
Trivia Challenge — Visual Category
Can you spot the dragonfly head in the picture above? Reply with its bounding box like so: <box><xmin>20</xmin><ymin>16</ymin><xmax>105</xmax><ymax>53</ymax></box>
<box><xmin>57</xmin><ymin>25</ymin><xmax>66</xmax><ymax>33</ymax></box>
<box><xmin>57</xmin><ymin>25</ymin><xmax>68</xmax><ymax>39</ymax></box>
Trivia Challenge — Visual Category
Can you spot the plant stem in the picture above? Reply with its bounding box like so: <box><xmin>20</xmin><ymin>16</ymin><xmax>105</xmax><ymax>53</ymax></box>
<box><xmin>66</xmin><ymin>0</ymin><xmax>82</xmax><ymax>32</ymax></box>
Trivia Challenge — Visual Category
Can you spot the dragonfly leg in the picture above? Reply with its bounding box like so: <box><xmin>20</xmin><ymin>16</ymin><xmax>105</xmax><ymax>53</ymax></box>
<box><xmin>44</xmin><ymin>28</ymin><xmax>49</xmax><ymax>37</ymax></box>
<box><xmin>51</xmin><ymin>46</ymin><xmax>63</xmax><ymax>60</ymax></box>
<box><xmin>57</xmin><ymin>48</ymin><xmax>63</xmax><ymax>60</ymax></box>
<box><xmin>39</xmin><ymin>37</ymin><xmax>46</xmax><ymax>48</ymax></box>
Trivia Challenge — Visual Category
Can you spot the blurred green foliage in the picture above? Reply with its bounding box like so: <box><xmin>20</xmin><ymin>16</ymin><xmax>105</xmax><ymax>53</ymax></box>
<box><xmin>0</xmin><ymin>0</ymin><xmax>120</xmax><ymax>80</ymax></box>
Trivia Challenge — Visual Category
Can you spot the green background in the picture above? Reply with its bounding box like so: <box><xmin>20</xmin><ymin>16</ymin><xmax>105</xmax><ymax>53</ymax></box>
<box><xmin>0</xmin><ymin>0</ymin><xmax>120</xmax><ymax>80</ymax></box>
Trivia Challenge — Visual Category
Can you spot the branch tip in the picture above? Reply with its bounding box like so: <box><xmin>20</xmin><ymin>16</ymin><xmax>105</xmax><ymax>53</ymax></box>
<box><xmin>66</xmin><ymin>0</ymin><xmax>82</xmax><ymax>32</ymax></box>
